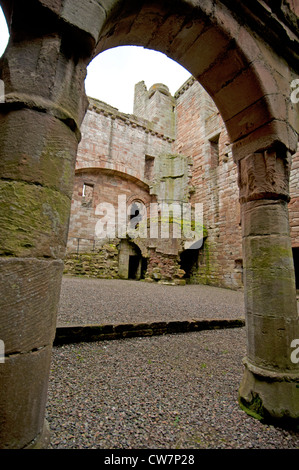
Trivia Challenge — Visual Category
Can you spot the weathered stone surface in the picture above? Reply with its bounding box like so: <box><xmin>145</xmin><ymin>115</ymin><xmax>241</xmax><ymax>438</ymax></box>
<box><xmin>54</xmin><ymin>318</ymin><xmax>245</xmax><ymax>345</ymax></box>
<box><xmin>63</xmin><ymin>245</ymin><xmax>119</xmax><ymax>278</ymax></box>
<box><xmin>61</xmin><ymin>0</ymin><xmax>106</xmax><ymax>42</ymax></box>
<box><xmin>239</xmin><ymin>360</ymin><xmax>299</xmax><ymax>423</ymax></box>
<box><xmin>0</xmin><ymin>180</ymin><xmax>71</xmax><ymax>259</ymax></box>
<box><xmin>232</xmin><ymin>120</ymin><xmax>298</xmax><ymax>163</ymax></box>
<box><xmin>289</xmin><ymin>145</ymin><xmax>299</xmax><ymax>248</ymax></box>
<box><xmin>2</xmin><ymin>45</ymin><xmax>87</xmax><ymax>135</ymax></box>
<box><xmin>245</xmin><ymin>313</ymin><xmax>299</xmax><ymax>370</ymax></box>
<box><xmin>179</xmin><ymin>25</ymin><xmax>231</xmax><ymax>79</ymax></box>
<box><xmin>0</xmin><ymin>346</ymin><xmax>53</xmax><ymax>449</ymax></box>
<box><xmin>242</xmin><ymin>200</ymin><xmax>291</xmax><ymax>237</ymax></box>
<box><xmin>0</xmin><ymin>109</ymin><xmax>78</xmax><ymax>198</ymax></box>
<box><xmin>238</xmin><ymin>149</ymin><xmax>291</xmax><ymax>203</ymax></box>
<box><xmin>0</xmin><ymin>258</ymin><xmax>64</xmax><ymax>354</ymax></box>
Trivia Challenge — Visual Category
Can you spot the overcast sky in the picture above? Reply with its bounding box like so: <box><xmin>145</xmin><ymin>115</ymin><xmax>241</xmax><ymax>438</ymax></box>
<box><xmin>0</xmin><ymin>8</ymin><xmax>191</xmax><ymax>114</ymax></box>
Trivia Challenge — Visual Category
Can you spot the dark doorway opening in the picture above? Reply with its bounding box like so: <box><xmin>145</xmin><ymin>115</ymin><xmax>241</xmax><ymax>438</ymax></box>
<box><xmin>141</xmin><ymin>257</ymin><xmax>148</xmax><ymax>279</ymax></box>
<box><xmin>129</xmin><ymin>255</ymin><xmax>140</xmax><ymax>279</ymax></box>
<box><xmin>180</xmin><ymin>248</ymin><xmax>199</xmax><ymax>279</ymax></box>
<box><xmin>292</xmin><ymin>248</ymin><xmax>299</xmax><ymax>290</ymax></box>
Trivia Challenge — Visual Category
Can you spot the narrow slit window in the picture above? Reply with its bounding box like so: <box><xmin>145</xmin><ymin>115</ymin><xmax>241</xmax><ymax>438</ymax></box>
<box><xmin>82</xmin><ymin>183</ymin><xmax>94</xmax><ymax>207</ymax></box>
<box><xmin>209</xmin><ymin>134</ymin><xmax>220</xmax><ymax>169</ymax></box>
<box><xmin>144</xmin><ymin>155</ymin><xmax>155</xmax><ymax>181</ymax></box>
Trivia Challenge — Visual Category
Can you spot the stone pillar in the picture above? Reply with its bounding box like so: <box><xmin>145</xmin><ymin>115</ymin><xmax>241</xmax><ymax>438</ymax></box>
<box><xmin>118</xmin><ymin>241</ymin><xmax>130</xmax><ymax>279</ymax></box>
<box><xmin>237</xmin><ymin>144</ymin><xmax>299</xmax><ymax>423</ymax></box>
<box><xmin>0</xmin><ymin>4</ymin><xmax>90</xmax><ymax>448</ymax></box>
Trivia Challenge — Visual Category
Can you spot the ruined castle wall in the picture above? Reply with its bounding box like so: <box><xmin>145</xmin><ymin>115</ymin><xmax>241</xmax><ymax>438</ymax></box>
<box><xmin>133</xmin><ymin>82</ymin><xmax>175</xmax><ymax>139</ymax></box>
<box><xmin>66</xmin><ymin>76</ymin><xmax>298</xmax><ymax>288</ymax></box>
<box><xmin>289</xmin><ymin>147</ymin><xmax>299</xmax><ymax>248</ymax></box>
<box><xmin>175</xmin><ymin>78</ymin><xmax>243</xmax><ymax>289</ymax></box>
<box><xmin>66</xmin><ymin>95</ymin><xmax>174</xmax><ymax>254</ymax></box>
<box><xmin>175</xmin><ymin>77</ymin><xmax>298</xmax><ymax>288</ymax></box>
<box><xmin>67</xmin><ymin>170</ymin><xmax>152</xmax><ymax>253</ymax></box>
<box><xmin>76</xmin><ymin>97</ymin><xmax>174</xmax><ymax>182</ymax></box>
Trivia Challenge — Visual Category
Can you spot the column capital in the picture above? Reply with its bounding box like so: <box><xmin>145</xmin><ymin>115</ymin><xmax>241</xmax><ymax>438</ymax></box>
<box><xmin>237</xmin><ymin>144</ymin><xmax>292</xmax><ymax>204</ymax></box>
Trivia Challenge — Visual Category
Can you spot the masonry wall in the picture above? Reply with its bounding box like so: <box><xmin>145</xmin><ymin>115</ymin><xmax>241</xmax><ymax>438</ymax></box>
<box><xmin>289</xmin><ymin>146</ymin><xmax>299</xmax><ymax>248</ymax></box>
<box><xmin>66</xmin><ymin>76</ymin><xmax>298</xmax><ymax>290</ymax></box>
<box><xmin>76</xmin><ymin>97</ymin><xmax>174</xmax><ymax>181</ymax></box>
<box><xmin>67</xmin><ymin>170</ymin><xmax>152</xmax><ymax>252</ymax></box>
<box><xmin>66</xmin><ymin>93</ymin><xmax>176</xmax><ymax>250</ymax></box>
<box><xmin>64</xmin><ymin>91</ymin><xmax>177</xmax><ymax>280</ymax></box>
<box><xmin>133</xmin><ymin>82</ymin><xmax>175</xmax><ymax>139</ymax></box>
<box><xmin>175</xmin><ymin>77</ymin><xmax>298</xmax><ymax>288</ymax></box>
<box><xmin>175</xmin><ymin>78</ymin><xmax>243</xmax><ymax>289</ymax></box>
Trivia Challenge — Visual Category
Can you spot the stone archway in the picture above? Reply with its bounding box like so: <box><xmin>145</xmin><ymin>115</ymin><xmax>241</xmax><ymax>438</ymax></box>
<box><xmin>0</xmin><ymin>0</ymin><xmax>298</xmax><ymax>448</ymax></box>
<box><xmin>118</xmin><ymin>239</ymin><xmax>145</xmax><ymax>280</ymax></box>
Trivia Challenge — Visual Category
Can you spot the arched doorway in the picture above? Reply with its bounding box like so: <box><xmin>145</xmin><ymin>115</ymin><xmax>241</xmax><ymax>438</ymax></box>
<box><xmin>118</xmin><ymin>239</ymin><xmax>147</xmax><ymax>280</ymax></box>
<box><xmin>0</xmin><ymin>0</ymin><xmax>298</xmax><ymax>449</ymax></box>
<box><xmin>179</xmin><ymin>248</ymin><xmax>200</xmax><ymax>281</ymax></box>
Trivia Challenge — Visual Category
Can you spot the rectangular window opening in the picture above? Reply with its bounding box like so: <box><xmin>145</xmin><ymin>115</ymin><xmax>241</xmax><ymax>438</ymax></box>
<box><xmin>144</xmin><ymin>155</ymin><xmax>155</xmax><ymax>181</ymax></box>
<box><xmin>209</xmin><ymin>134</ymin><xmax>220</xmax><ymax>169</ymax></box>
<box><xmin>82</xmin><ymin>183</ymin><xmax>94</xmax><ymax>207</ymax></box>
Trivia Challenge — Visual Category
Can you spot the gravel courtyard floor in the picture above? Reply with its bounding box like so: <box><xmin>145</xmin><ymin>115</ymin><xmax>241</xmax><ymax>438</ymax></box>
<box><xmin>56</xmin><ymin>276</ymin><xmax>246</xmax><ymax>325</ymax></box>
<box><xmin>46</xmin><ymin>276</ymin><xmax>299</xmax><ymax>450</ymax></box>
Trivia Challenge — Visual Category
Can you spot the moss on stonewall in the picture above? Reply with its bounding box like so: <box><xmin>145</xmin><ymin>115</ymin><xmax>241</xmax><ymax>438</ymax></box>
<box><xmin>238</xmin><ymin>393</ymin><xmax>265</xmax><ymax>422</ymax></box>
<box><xmin>63</xmin><ymin>245</ymin><xmax>120</xmax><ymax>278</ymax></box>
<box><xmin>143</xmin><ymin>215</ymin><xmax>207</xmax><ymax>238</ymax></box>
<box><xmin>249</xmin><ymin>244</ymin><xmax>292</xmax><ymax>271</ymax></box>
<box><xmin>0</xmin><ymin>180</ymin><xmax>71</xmax><ymax>257</ymax></box>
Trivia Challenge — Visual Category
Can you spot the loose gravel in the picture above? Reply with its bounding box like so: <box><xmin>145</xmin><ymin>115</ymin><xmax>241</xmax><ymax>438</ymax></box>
<box><xmin>46</xmin><ymin>276</ymin><xmax>299</xmax><ymax>449</ymax></box>
<box><xmin>46</xmin><ymin>329</ymin><xmax>299</xmax><ymax>449</ymax></box>
<box><xmin>57</xmin><ymin>276</ymin><xmax>245</xmax><ymax>325</ymax></box>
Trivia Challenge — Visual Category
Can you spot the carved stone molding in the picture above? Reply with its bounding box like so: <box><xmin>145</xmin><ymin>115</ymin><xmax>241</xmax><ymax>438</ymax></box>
<box><xmin>237</xmin><ymin>146</ymin><xmax>291</xmax><ymax>204</ymax></box>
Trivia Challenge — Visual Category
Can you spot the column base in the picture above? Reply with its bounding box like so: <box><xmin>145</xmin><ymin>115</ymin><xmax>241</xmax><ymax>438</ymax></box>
<box><xmin>24</xmin><ymin>420</ymin><xmax>51</xmax><ymax>449</ymax></box>
<box><xmin>239</xmin><ymin>358</ymin><xmax>299</xmax><ymax>426</ymax></box>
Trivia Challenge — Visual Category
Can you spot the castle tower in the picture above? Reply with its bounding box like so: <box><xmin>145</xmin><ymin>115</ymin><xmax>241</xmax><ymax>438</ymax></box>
<box><xmin>133</xmin><ymin>81</ymin><xmax>175</xmax><ymax>138</ymax></box>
